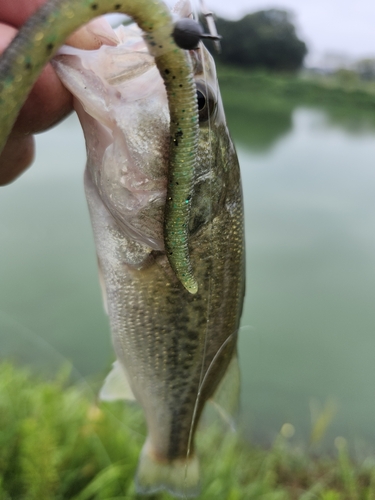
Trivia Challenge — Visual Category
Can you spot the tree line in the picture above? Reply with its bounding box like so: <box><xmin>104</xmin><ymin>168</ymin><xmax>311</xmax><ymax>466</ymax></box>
<box><xmin>205</xmin><ymin>9</ymin><xmax>307</xmax><ymax>72</ymax></box>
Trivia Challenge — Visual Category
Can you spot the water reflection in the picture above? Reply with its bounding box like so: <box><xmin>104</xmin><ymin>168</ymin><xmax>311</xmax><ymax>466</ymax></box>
<box><xmin>225</xmin><ymin>107</ymin><xmax>292</xmax><ymax>152</ymax></box>
<box><xmin>239</xmin><ymin>107</ymin><xmax>375</xmax><ymax>450</ymax></box>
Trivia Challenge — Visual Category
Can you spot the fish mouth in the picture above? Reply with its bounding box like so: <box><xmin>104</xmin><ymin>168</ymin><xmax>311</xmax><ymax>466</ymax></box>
<box><xmin>54</xmin><ymin>24</ymin><xmax>172</xmax><ymax>250</ymax></box>
<box><xmin>54</xmin><ymin>23</ymin><xmax>223</xmax><ymax>253</ymax></box>
<box><xmin>97</xmin><ymin>29</ymin><xmax>170</xmax><ymax>250</ymax></box>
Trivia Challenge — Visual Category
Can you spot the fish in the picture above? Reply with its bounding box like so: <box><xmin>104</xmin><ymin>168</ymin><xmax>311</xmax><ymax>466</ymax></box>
<box><xmin>52</xmin><ymin>2</ymin><xmax>245</xmax><ymax>496</ymax></box>
<box><xmin>0</xmin><ymin>0</ymin><xmax>245</xmax><ymax>496</ymax></box>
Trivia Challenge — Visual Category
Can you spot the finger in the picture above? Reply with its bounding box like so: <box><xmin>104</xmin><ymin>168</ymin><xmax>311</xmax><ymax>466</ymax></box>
<box><xmin>67</xmin><ymin>17</ymin><xmax>119</xmax><ymax>49</ymax></box>
<box><xmin>0</xmin><ymin>23</ymin><xmax>73</xmax><ymax>136</ymax></box>
<box><xmin>2</xmin><ymin>0</ymin><xmax>119</xmax><ymax>49</ymax></box>
<box><xmin>0</xmin><ymin>17</ymin><xmax>118</xmax><ymax>135</ymax></box>
<box><xmin>0</xmin><ymin>10</ymin><xmax>118</xmax><ymax>181</ymax></box>
<box><xmin>0</xmin><ymin>0</ymin><xmax>49</xmax><ymax>28</ymax></box>
<box><xmin>0</xmin><ymin>133</ymin><xmax>35</xmax><ymax>185</ymax></box>
<box><xmin>0</xmin><ymin>22</ymin><xmax>71</xmax><ymax>180</ymax></box>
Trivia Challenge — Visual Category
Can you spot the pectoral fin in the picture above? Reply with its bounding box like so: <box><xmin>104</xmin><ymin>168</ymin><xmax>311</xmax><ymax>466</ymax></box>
<box><xmin>99</xmin><ymin>361</ymin><xmax>136</xmax><ymax>401</ymax></box>
<box><xmin>210</xmin><ymin>353</ymin><xmax>240</xmax><ymax>430</ymax></box>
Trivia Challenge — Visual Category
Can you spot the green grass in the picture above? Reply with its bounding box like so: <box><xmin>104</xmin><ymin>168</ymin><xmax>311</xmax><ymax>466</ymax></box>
<box><xmin>1</xmin><ymin>362</ymin><xmax>375</xmax><ymax>499</ymax></box>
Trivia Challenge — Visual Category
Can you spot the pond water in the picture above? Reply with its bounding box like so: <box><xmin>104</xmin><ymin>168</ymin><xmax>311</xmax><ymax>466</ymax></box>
<box><xmin>1</xmin><ymin>105</ymin><xmax>375</xmax><ymax>452</ymax></box>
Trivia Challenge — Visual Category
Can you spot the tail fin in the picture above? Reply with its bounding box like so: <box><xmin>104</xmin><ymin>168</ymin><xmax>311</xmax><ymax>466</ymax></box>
<box><xmin>135</xmin><ymin>441</ymin><xmax>200</xmax><ymax>498</ymax></box>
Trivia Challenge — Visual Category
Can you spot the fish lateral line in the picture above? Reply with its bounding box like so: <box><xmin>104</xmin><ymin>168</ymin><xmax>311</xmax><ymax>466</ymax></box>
<box><xmin>0</xmin><ymin>0</ymin><xmax>204</xmax><ymax>294</ymax></box>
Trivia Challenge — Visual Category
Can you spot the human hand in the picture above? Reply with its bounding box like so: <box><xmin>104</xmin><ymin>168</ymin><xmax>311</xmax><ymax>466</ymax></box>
<box><xmin>0</xmin><ymin>0</ymin><xmax>118</xmax><ymax>185</ymax></box>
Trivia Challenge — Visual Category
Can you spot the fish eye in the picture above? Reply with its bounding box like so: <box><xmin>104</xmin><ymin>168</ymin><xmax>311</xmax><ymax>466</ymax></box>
<box><xmin>197</xmin><ymin>90</ymin><xmax>206</xmax><ymax>111</ymax></box>
<box><xmin>195</xmin><ymin>82</ymin><xmax>216</xmax><ymax>122</ymax></box>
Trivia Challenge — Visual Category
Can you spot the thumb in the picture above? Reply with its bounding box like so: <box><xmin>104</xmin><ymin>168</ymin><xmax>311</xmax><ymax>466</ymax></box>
<box><xmin>66</xmin><ymin>17</ymin><xmax>119</xmax><ymax>50</ymax></box>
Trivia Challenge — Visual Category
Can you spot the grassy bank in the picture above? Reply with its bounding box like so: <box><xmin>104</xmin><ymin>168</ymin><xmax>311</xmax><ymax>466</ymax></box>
<box><xmin>217</xmin><ymin>67</ymin><xmax>375</xmax><ymax>114</ymax></box>
<box><xmin>1</xmin><ymin>363</ymin><xmax>375</xmax><ymax>499</ymax></box>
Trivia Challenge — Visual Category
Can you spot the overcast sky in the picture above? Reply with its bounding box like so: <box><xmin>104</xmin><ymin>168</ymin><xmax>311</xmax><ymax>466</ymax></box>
<box><xmin>202</xmin><ymin>0</ymin><xmax>375</xmax><ymax>65</ymax></box>
<box><xmin>111</xmin><ymin>1</ymin><xmax>375</xmax><ymax>66</ymax></box>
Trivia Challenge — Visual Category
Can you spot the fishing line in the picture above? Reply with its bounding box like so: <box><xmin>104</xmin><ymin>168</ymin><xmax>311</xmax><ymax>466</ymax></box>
<box><xmin>194</xmin><ymin>33</ymin><xmax>215</xmax><ymax>421</ymax></box>
<box><xmin>184</xmin><ymin>21</ymin><xmax>215</xmax><ymax>492</ymax></box>
<box><xmin>187</xmin><ymin>332</ymin><xmax>235</xmax><ymax>456</ymax></box>
<box><xmin>182</xmin><ymin>2</ymin><xmax>202</xmax><ymax>492</ymax></box>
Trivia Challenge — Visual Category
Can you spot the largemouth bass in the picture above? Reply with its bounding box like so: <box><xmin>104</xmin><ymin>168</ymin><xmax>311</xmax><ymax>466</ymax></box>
<box><xmin>53</xmin><ymin>5</ymin><xmax>245</xmax><ymax>495</ymax></box>
<box><xmin>0</xmin><ymin>0</ymin><xmax>245</xmax><ymax>497</ymax></box>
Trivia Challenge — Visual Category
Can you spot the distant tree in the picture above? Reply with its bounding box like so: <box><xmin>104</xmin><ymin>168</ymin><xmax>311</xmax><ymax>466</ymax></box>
<box><xmin>213</xmin><ymin>9</ymin><xmax>307</xmax><ymax>71</ymax></box>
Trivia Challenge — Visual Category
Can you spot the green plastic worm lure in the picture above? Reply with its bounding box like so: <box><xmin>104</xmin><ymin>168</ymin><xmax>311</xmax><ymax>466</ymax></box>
<box><xmin>0</xmin><ymin>0</ymin><xmax>199</xmax><ymax>293</ymax></box>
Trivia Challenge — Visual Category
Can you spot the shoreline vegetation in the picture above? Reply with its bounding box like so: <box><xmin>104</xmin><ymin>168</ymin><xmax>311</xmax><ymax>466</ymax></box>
<box><xmin>216</xmin><ymin>66</ymin><xmax>375</xmax><ymax>151</ymax></box>
<box><xmin>217</xmin><ymin>66</ymin><xmax>375</xmax><ymax>109</ymax></box>
<box><xmin>1</xmin><ymin>362</ymin><xmax>375</xmax><ymax>499</ymax></box>
<box><xmin>217</xmin><ymin>65</ymin><xmax>375</xmax><ymax>104</ymax></box>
